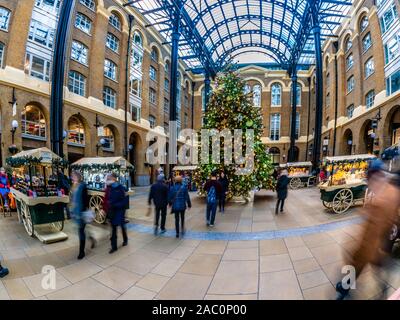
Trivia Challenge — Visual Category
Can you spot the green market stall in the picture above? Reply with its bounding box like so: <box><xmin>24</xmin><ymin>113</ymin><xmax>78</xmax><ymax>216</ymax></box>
<box><xmin>7</xmin><ymin>148</ymin><xmax>69</xmax><ymax>242</ymax></box>
<box><xmin>279</xmin><ymin>161</ymin><xmax>316</xmax><ymax>189</ymax></box>
<box><xmin>318</xmin><ymin>154</ymin><xmax>375</xmax><ymax>214</ymax></box>
<box><xmin>71</xmin><ymin>157</ymin><xmax>134</xmax><ymax>224</ymax></box>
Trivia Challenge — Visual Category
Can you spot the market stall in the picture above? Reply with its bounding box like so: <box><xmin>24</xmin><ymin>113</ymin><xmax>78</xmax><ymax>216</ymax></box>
<box><xmin>7</xmin><ymin>148</ymin><xmax>69</xmax><ymax>242</ymax></box>
<box><xmin>318</xmin><ymin>154</ymin><xmax>376</xmax><ymax>214</ymax></box>
<box><xmin>279</xmin><ymin>162</ymin><xmax>316</xmax><ymax>189</ymax></box>
<box><xmin>71</xmin><ymin>157</ymin><xmax>135</xmax><ymax>224</ymax></box>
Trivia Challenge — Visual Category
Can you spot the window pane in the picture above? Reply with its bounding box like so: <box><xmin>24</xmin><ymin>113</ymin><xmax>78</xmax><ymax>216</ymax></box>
<box><xmin>71</xmin><ymin>41</ymin><xmax>88</xmax><ymax>65</ymax></box>
<box><xmin>0</xmin><ymin>7</ymin><xmax>11</xmax><ymax>31</ymax></box>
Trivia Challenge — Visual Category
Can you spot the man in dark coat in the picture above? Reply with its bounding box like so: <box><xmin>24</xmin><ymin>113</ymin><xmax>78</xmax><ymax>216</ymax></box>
<box><xmin>58</xmin><ymin>169</ymin><xmax>71</xmax><ymax>219</ymax></box>
<box><xmin>204</xmin><ymin>171</ymin><xmax>223</xmax><ymax>227</ymax></box>
<box><xmin>275</xmin><ymin>169</ymin><xmax>289</xmax><ymax>215</ymax></box>
<box><xmin>218</xmin><ymin>171</ymin><xmax>229</xmax><ymax>213</ymax></box>
<box><xmin>106</xmin><ymin>173</ymin><xmax>128</xmax><ymax>254</ymax></box>
<box><xmin>148</xmin><ymin>174</ymin><xmax>169</xmax><ymax>235</ymax></box>
<box><xmin>168</xmin><ymin>176</ymin><xmax>191</xmax><ymax>238</ymax></box>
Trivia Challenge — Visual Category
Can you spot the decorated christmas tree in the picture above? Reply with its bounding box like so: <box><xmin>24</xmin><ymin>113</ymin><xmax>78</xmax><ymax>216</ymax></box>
<box><xmin>193</xmin><ymin>71</ymin><xmax>275</xmax><ymax>199</ymax></box>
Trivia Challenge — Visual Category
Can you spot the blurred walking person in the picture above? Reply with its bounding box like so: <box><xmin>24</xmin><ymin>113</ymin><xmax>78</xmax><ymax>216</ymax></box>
<box><xmin>58</xmin><ymin>169</ymin><xmax>71</xmax><ymax>219</ymax></box>
<box><xmin>71</xmin><ymin>171</ymin><xmax>94</xmax><ymax>260</ymax></box>
<box><xmin>218</xmin><ymin>171</ymin><xmax>229</xmax><ymax>213</ymax></box>
<box><xmin>275</xmin><ymin>169</ymin><xmax>289</xmax><ymax>215</ymax></box>
<box><xmin>106</xmin><ymin>173</ymin><xmax>128</xmax><ymax>254</ymax></box>
<box><xmin>336</xmin><ymin>160</ymin><xmax>400</xmax><ymax>300</ymax></box>
<box><xmin>168</xmin><ymin>175</ymin><xmax>191</xmax><ymax>238</ymax></box>
<box><xmin>0</xmin><ymin>260</ymin><xmax>9</xmax><ymax>278</ymax></box>
<box><xmin>148</xmin><ymin>174</ymin><xmax>169</xmax><ymax>235</ymax></box>
<box><xmin>204</xmin><ymin>171</ymin><xmax>223</xmax><ymax>227</ymax></box>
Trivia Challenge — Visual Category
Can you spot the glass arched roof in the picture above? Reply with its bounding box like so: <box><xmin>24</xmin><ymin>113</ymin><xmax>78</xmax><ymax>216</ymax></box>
<box><xmin>126</xmin><ymin>0</ymin><xmax>353</xmax><ymax>73</ymax></box>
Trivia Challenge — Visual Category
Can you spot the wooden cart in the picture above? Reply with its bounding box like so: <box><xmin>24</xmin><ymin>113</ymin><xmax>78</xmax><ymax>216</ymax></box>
<box><xmin>280</xmin><ymin>161</ymin><xmax>316</xmax><ymax>189</ymax></box>
<box><xmin>7</xmin><ymin>148</ymin><xmax>69</xmax><ymax>241</ymax></box>
<box><xmin>71</xmin><ymin>157</ymin><xmax>135</xmax><ymax>224</ymax></box>
<box><xmin>319</xmin><ymin>154</ymin><xmax>375</xmax><ymax>214</ymax></box>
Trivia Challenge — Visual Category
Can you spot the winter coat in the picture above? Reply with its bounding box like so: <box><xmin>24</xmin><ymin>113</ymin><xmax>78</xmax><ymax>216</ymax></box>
<box><xmin>204</xmin><ymin>179</ymin><xmax>223</xmax><ymax>199</ymax></box>
<box><xmin>71</xmin><ymin>182</ymin><xmax>89</xmax><ymax>225</ymax></box>
<box><xmin>218</xmin><ymin>177</ymin><xmax>229</xmax><ymax>196</ymax></box>
<box><xmin>149</xmin><ymin>181</ymin><xmax>169</xmax><ymax>208</ymax></box>
<box><xmin>107</xmin><ymin>182</ymin><xmax>127</xmax><ymax>226</ymax></box>
<box><xmin>276</xmin><ymin>175</ymin><xmax>289</xmax><ymax>200</ymax></box>
<box><xmin>168</xmin><ymin>183</ymin><xmax>191</xmax><ymax>213</ymax></box>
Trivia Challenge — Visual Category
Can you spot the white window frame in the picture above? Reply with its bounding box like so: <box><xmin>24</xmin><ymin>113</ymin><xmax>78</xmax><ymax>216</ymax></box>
<box><xmin>346</xmin><ymin>53</ymin><xmax>354</xmax><ymax>70</ymax></box>
<box><xmin>0</xmin><ymin>7</ymin><xmax>11</xmax><ymax>31</ymax></box>
<box><xmin>149</xmin><ymin>66</ymin><xmax>157</xmax><ymax>81</ymax></box>
<box><xmin>131</xmin><ymin>103</ymin><xmax>141</xmax><ymax>122</ymax></box>
<box><xmin>347</xmin><ymin>76</ymin><xmax>355</xmax><ymax>93</ymax></box>
<box><xmin>149</xmin><ymin>115</ymin><xmax>156</xmax><ymax>129</ymax></box>
<box><xmin>270</xmin><ymin>113</ymin><xmax>281</xmax><ymax>141</ymax></box>
<box><xmin>28</xmin><ymin>19</ymin><xmax>55</xmax><ymax>49</ymax></box>
<box><xmin>362</xmin><ymin>32</ymin><xmax>372</xmax><ymax>53</ymax></box>
<box><xmin>75</xmin><ymin>12</ymin><xmax>92</xmax><ymax>35</ymax></box>
<box><xmin>364</xmin><ymin>58</ymin><xmax>375</xmax><ymax>78</ymax></box>
<box><xmin>164</xmin><ymin>78</ymin><xmax>170</xmax><ymax>91</ymax></box>
<box><xmin>79</xmin><ymin>0</ymin><xmax>95</xmax><ymax>11</ymax></box>
<box><xmin>347</xmin><ymin>104</ymin><xmax>354</xmax><ymax>118</ymax></box>
<box><xmin>384</xmin><ymin>35</ymin><xmax>400</xmax><ymax>65</ymax></box>
<box><xmin>35</xmin><ymin>0</ymin><xmax>61</xmax><ymax>12</ymax></box>
<box><xmin>271</xmin><ymin>83</ymin><xmax>282</xmax><ymax>106</ymax></box>
<box><xmin>25</xmin><ymin>53</ymin><xmax>51</xmax><ymax>81</ymax></box>
<box><xmin>104</xmin><ymin>59</ymin><xmax>117</xmax><ymax>81</ymax></box>
<box><xmin>360</xmin><ymin>15</ymin><xmax>369</xmax><ymax>32</ymax></box>
<box><xmin>71</xmin><ymin>41</ymin><xmax>88</xmax><ymax>65</ymax></box>
<box><xmin>103</xmin><ymin>87</ymin><xmax>116</xmax><ymax>109</ymax></box>
<box><xmin>366</xmin><ymin>90</ymin><xmax>375</xmax><ymax>108</ymax></box>
<box><xmin>253</xmin><ymin>84</ymin><xmax>261</xmax><ymax>107</ymax></box>
<box><xmin>106</xmin><ymin>32</ymin><xmax>119</xmax><ymax>53</ymax></box>
<box><xmin>380</xmin><ymin>4</ymin><xmax>398</xmax><ymax>34</ymax></box>
<box><xmin>129</xmin><ymin>78</ymin><xmax>141</xmax><ymax>97</ymax></box>
<box><xmin>109</xmin><ymin>13</ymin><xmax>121</xmax><ymax>31</ymax></box>
<box><xmin>68</xmin><ymin>71</ymin><xmax>86</xmax><ymax>96</ymax></box>
<box><xmin>149</xmin><ymin>88</ymin><xmax>157</xmax><ymax>105</ymax></box>
<box><xmin>0</xmin><ymin>42</ymin><xmax>4</xmax><ymax>69</ymax></box>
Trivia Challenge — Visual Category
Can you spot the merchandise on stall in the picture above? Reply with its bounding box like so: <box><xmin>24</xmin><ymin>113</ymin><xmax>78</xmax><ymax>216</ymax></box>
<box><xmin>319</xmin><ymin>154</ymin><xmax>376</xmax><ymax>214</ymax></box>
<box><xmin>279</xmin><ymin>162</ymin><xmax>315</xmax><ymax>189</ymax></box>
<box><xmin>6</xmin><ymin>148</ymin><xmax>69</xmax><ymax>242</ymax></box>
<box><xmin>71</xmin><ymin>157</ymin><xmax>135</xmax><ymax>224</ymax></box>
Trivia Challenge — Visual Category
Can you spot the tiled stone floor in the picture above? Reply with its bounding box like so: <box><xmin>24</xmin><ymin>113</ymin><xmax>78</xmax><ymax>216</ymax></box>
<box><xmin>0</xmin><ymin>187</ymin><xmax>399</xmax><ymax>300</ymax></box>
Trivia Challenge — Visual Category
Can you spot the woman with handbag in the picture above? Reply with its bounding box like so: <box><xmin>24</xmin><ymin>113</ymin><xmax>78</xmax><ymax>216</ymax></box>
<box><xmin>168</xmin><ymin>175</ymin><xmax>191</xmax><ymax>238</ymax></box>
<box><xmin>71</xmin><ymin>171</ymin><xmax>95</xmax><ymax>260</ymax></box>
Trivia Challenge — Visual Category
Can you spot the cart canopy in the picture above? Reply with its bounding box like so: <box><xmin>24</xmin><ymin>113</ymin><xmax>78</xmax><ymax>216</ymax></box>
<box><xmin>280</xmin><ymin>161</ymin><xmax>312</xmax><ymax>168</ymax></box>
<box><xmin>173</xmin><ymin>166</ymin><xmax>198</xmax><ymax>171</ymax></box>
<box><xmin>10</xmin><ymin>147</ymin><xmax>61</xmax><ymax>165</ymax></box>
<box><xmin>324</xmin><ymin>154</ymin><xmax>376</xmax><ymax>163</ymax></box>
<box><xmin>71</xmin><ymin>157</ymin><xmax>133</xmax><ymax>169</ymax></box>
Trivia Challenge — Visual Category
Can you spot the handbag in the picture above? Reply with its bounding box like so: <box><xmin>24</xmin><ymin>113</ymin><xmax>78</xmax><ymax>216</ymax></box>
<box><xmin>169</xmin><ymin>186</ymin><xmax>182</xmax><ymax>214</ymax></box>
<box><xmin>82</xmin><ymin>209</ymin><xmax>95</xmax><ymax>224</ymax></box>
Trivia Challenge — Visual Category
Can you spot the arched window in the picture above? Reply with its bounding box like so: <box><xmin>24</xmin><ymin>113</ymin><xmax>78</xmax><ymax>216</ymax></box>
<box><xmin>0</xmin><ymin>7</ymin><xmax>11</xmax><ymax>31</ymax></box>
<box><xmin>271</xmin><ymin>83</ymin><xmax>282</xmax><ymax>106</ymax></box>
<box><xmin>290</xmin><ymin>83</ymin><xmax>301</xmax><ymax>106</ymax></box>
<box><xmin>344</xmin><ymin>36</ymin><xmax>352</xmax><ymax>52</ymax></box>
<box><xmin>103</xmin><ymin>127</ymin><xmax>114</xmax><ymax>152</ymax></box>
<box><xmin>104</xmin><ymin>59</ymin><xmax>117</xmax><ymax>81</ymax></box>
<box><xmin>151</xmin><ymin>47</ymin><xmax>158</xmax><ymax>62</ymax></box>
<box><xmin>75</xmin><ymin>13</ymin><xmax>92</xmax><ymax>35</ymax></box>
<box><xmin>253</xmin><ymin>84</ymin><xmax>261</xmax><ymax>107</ymax></box>
<box><xmin>133</xmin><ymin>31</ymin><xmax>143</xmax><ymax>47</ymax></box>
<box><xmin>268</xmin><ymin>147</ymin><xmax>280</xmax><ymax>165</ymax></box>
<box><xmin>79</xmin><ymin>0</ymin><xmax>95</xmax><ymax>11</ymax></box>
<box><xmin>21</xmin><ymin>105</ymin><xmax>46</xmax><ymax>138</ymax></box>
<box><xmin>243</xmin><ymin>84</ymin><xmax>251</xmax><ymax>94</ymax></box>
<box><xmin>103</xmin><ymin>86</ymin><xmax>116</xmax><ymax>108</ymax></box>
<box><xmin>68</xmin><ymin>116</ymin><xmax>85</xmax><ymax>146</ymax></box>
<box><xmin>0</xmin><ymin>42</ymin><xmax>4</xmax><ymax>68</ymax></box>
<box><xmin>71</xmin><ymin>40</ymin><xmax>88</xmax><ymax>65</ymax></box>
<box><xmin>68</xmin><ymin>71</ymin><xmax>86</xmax><ymax>96</ymax></box>
<box><xmin>360</xmin><ymin>15</ymin><xmax>369</xmax><ymax>32</ymax></box>
<box><xmin>109</xmin><ymin>13</ymin><xmax>121</xmax><ymax>31</ymax></box>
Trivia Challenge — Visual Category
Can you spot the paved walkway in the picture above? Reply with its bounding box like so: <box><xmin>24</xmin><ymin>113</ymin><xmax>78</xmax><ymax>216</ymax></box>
<box><xmin>0</xmin><ymin>188</ymin><xmax>399</xmax><ymax>300</ymax></box>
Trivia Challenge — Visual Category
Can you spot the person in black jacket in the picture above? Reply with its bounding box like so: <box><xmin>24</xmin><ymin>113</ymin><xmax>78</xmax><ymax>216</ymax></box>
<box><xmin>58</xmin><ymin>169</ymin><xmax>71</xmax><ymax>219</ymax></box>
<box><xmin>275</xmin><ymin>169</ymin><xmax>289</xmax><ymax>215</ymax></box>
<box><xmin>148</xmin><ymin>174</ymin><xmax>169</xmax><ymax>235</ymax></box>
<box><xmin>218</xmin><ymin>171</ymin><xmax>229</xmax><ymax>213</ymax></box>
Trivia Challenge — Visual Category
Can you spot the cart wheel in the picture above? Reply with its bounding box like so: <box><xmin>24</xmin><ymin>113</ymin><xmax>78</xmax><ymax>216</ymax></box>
<box><xmin>322</xmin><ymin>201</ymin><xmax>332</xmax><ymax>209</ymax></box>
<box><xmin>21</xmin><ymin>201</ymin><xmax>34</xmax><ymax>237</ymax></box>
<box><xmin>332</xmin><ymin>189</ymin><xmax>353</xmax><ymax>214</ymax></box>
<box><xmin>90</xmin><ymin>195</ymin><xmax>106</xmax><ymax>224</ymax></box>
<box><xmin>51</xmin><ymin>221</ymin><xmax>64</xmax><ymax>232</ymax></box>
<box><xmin>289</xmin><ymin>177</ymin><xmax>302</xmax><ymax>189</ymax></box>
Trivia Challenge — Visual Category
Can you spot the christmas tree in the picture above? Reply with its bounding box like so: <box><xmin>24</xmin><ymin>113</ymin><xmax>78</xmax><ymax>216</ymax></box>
<box><xmin>193</xmin><ymin>71</ymin><xmax>275</xmax><ymax>199</ymax></box>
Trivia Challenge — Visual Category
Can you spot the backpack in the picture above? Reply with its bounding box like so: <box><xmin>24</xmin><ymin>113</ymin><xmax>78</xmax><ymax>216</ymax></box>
<box><xmin>207</xmin><ymin>186</ymin><xmax>217</xmax><ymax>204</ymax></box>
